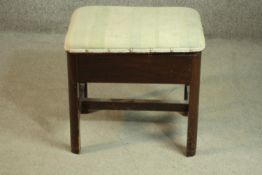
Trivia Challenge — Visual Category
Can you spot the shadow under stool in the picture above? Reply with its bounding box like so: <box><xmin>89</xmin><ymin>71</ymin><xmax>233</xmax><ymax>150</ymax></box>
<box><xmin>64</xmin><ymin>6</ymin><xmax>205</xmax><ymax>157</ymax></box>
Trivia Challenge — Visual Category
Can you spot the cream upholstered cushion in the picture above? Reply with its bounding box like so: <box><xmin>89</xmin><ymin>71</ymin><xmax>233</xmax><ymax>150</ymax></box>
<box><xmin>64</xmin><ymin>6</ymin><xmax>205</xmax><ymax>53</ymax></box>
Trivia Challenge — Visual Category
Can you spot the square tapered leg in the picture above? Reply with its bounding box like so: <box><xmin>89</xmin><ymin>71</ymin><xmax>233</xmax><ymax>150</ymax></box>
<box><xmin>186</xmin><ymin>54</ymin><xmax>201</xmax><ymax>157</ymax></box>
<box><xmin>67</xmin><ymin>54</ymin><xmax>80</xmax><ymax>154</ymax></box>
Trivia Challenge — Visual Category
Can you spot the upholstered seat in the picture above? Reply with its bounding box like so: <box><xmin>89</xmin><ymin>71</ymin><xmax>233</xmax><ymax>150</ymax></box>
<box><xmin>64</xmin><ymin>6</ymin><xmax>205</xmax><ymax>53</ymax></box>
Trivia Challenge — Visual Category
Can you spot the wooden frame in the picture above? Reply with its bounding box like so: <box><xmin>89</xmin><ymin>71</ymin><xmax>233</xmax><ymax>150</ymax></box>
<box><xmin>67</xmin><ymin>52</ymin><xmax>201</xmax><ymax>157</ymax></box>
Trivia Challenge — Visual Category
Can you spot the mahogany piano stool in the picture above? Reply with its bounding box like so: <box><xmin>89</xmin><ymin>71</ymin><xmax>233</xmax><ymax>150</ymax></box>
<box><xmin>64</xmin><ymin>6</ymin><xmax>205</xmax><ymax>157</ymax></box>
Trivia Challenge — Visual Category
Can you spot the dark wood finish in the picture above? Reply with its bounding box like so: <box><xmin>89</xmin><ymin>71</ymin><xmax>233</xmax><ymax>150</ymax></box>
<box><xmin>79</xmin><ymin>83</ymin><xmax>88</xmax><ymax>113</ymax></box>
<box><xmin>67</xmin><ymin>51</ymin><xmax>202</xmax><ymax>157</ymax></box>
<box><xmin>74</xmin><ymin>53</ymin><xmax>193</xmax><ymax>84</ymax></box>
<box><xmin>67</xmin><ymin>53</ymin><xmax>80</xmax><ymax>154</ymax></box>
<box><xmin>79</xmin><ymin>83</ymin><xmax>87</xmax><ymax>98</ymax></box>
<box><xmin>186</xmin><ymin>53</ymin><xmax>201</xmax><ymax>157</ymax></box>
<box><xmin>184</xmin><ymin>85</ymin><xmax>188</xmax><ymax>101</ymax></box>
<box><xmin>80</xmin><ymin>98</ymin><xmax>188</xmax><ymax>113</ymax></box>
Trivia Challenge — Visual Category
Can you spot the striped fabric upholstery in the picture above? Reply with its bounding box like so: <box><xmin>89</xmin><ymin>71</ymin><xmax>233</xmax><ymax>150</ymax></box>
<box><xmin>64</xmin><ymin>6</ymin><xmax>205</xmax><ymax>53</ymax></box>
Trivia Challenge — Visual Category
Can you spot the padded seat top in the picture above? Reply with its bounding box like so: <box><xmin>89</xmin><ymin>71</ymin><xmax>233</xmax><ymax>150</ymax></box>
<box><xmin>64</xmin><ymin>6</ymin><xmax>205</xmax><ymax>53</ymax></box>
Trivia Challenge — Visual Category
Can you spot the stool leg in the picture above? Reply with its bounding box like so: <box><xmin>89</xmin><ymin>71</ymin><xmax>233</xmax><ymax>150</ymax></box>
<box><xmin>184</xmin><ymin>85</ymin><xmax>188</xmax><ymax>101</ymax></box>
<box><xmin>84</xmin><ymin>83</ymin><xmax>87</xmax><ymax>97</ymax></box>
<box><xmin>67</xmin><ymin>54</ymin><xmax>80</xmax><ymax>154</ymax></box>
<box><xmin>79</xmin><ymin>83</ymin><xmax>88</xmax><ymax>98</ymax></box>
<box><xmin>79</xmin><ymin>83</ymin><xmax>89</xmax><ymax>113</ymax></box>
<box><xmin>186</xmin><ymin>54</ymin><xmax>201</xmax><ymax>157</ymax></box>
